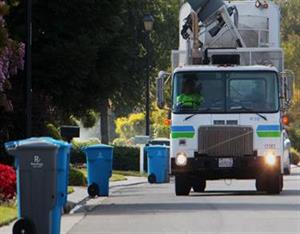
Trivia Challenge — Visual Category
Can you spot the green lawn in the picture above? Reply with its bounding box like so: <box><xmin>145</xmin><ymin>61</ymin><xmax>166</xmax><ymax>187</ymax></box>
<box><xmin>110</xmin><ymin>173</ymin><xmax>127</xmax><ymax>182</ymax></box>
<box><xmin>78</xmin><ymin>168</ymin><xmax>145</xmax><ymax>182</ymax></box>
<box><xmin>0</xmin><ymin>205</ymin><xmax>17</xmax><ymax>227</ymax></box>
<box><xmin>113</xmin><ymin>170</ymin><xmax>147</xmax><ymax>177</ymax></box>
<box><xmin>68</xmin><ymin>186</ymin><xmax>75</xmax><ymax>194</ymax></box>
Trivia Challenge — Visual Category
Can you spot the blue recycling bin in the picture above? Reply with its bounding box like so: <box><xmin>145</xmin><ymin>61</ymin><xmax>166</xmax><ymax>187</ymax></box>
<box><xmin>146</xmin><ymin>145</ymin><xmax>170</xmax><ymax>184</ymax></box>
<box><xmin>43</xmin><ymin>138</ymin><xmax>71</xmax><ymax>234</ymax></box>
<box><xmin>83</xmin><ymin>144</ymin><xmax>113</xmax><ymax>197</ymax></box>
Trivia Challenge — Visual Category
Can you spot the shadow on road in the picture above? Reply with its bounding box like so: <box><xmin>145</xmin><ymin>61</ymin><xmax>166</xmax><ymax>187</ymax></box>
<box><xmin>191</xmin><ymin>190</ymin><xmax>264</xmax><ymax>197</ymax></box>
<box><xmin>281</xmin><ymin>189</ymin><xmax>300</xmax><ymax>196</ymax></box>
<box><xmin>82</xmin><ymin>201</ymin><xmax>300</xmax><ymax>216</ymax></box>
<box><xmin>190</xmin><ymin>189</ymin><xmax>300</xmax><ymax>197</ymax></box>
<box><xmin>290</xmin><ymin>172</ymin><xmax>300</xmax><ymax>176</ymax></box>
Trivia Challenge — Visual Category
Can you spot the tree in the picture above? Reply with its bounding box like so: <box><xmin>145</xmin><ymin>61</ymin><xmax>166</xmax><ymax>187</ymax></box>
<box><xmin>0</xmin><ymin>1</ymin><xmax>25</xmax><ymax>164</ymax></box>
<box><xmin>5</xmin><ymin>0</ymin><xmax>180</xmax><ymax>143</ymax></box>
<box><xmin>277</xmin><ymin>0</ymin><xmax>300</xmax><ymax>151</ymax></box>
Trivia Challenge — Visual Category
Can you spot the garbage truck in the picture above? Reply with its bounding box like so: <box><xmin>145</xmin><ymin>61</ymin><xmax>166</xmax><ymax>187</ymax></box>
<box><xmin>156</xmin><ymin>0</ymin><xmax>294</xmax><ymax>195</ymax></box>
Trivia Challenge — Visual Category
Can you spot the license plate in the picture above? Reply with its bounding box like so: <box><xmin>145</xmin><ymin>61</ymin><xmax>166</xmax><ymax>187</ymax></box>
<box><xmin>218</xmin><ymin>158</ymin><xmax>233</xmax><ymax>168</ymax></box>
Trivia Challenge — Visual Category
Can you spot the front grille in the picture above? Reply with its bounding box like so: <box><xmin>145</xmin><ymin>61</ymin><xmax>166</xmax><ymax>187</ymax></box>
<box><xmin>198</xmin><ymin>126</ymin><xmax>254</xmax><ymax>157</ymax></box>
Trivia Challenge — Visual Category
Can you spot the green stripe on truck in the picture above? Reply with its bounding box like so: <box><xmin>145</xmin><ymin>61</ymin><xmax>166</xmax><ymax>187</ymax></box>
<box><xmin>257</xmin><ymin>131</ymin><xmax>281</xmax><ymax>138</ymax></box>
<box><xmin>171</xmin><ymin>132</ymin><xmax>195</xmax><ymax>139</ymax></box>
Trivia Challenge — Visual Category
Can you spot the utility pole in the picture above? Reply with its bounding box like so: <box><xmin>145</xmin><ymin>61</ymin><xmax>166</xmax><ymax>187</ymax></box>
<box><xmin>143</xmin><ymin>14</ymin><xmax>154</xmax><ymax>137</ymax></box>
<box><xmin>145</xmin><ymin>32</ymin><xmax>150</xmax><ymax>136</ymax></box>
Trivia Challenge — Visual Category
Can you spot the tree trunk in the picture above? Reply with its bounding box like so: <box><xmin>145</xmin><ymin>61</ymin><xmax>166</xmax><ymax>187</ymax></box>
<box><xmin>100</xmin><ymin>98</ymin><xmax>109</xmax><ymax>144</ymax></box>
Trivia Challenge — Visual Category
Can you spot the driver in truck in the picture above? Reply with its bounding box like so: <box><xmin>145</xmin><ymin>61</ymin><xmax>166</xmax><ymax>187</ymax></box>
<box><xmin>176</xmin><ymin>78</ymin><xmax>204</xmax><ymax>110</ymax></box>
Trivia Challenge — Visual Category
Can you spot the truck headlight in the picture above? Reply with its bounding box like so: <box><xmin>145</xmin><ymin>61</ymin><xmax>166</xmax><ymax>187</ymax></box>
<box><xmin>265</xmin><ymin>152</ymin><xmax>276</xmax><ymax>166</ymax></box>
<box><xmin>176</xmin><ymin>152</ymin><xmax>188</xmax><ymax>166</ymax></box>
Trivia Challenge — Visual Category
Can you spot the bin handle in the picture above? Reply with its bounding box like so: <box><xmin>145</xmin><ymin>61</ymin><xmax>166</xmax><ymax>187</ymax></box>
<box><xmin>4</xmin><ymin>142</ymin><xmax>18</xmax><ymax>151</ymax></box>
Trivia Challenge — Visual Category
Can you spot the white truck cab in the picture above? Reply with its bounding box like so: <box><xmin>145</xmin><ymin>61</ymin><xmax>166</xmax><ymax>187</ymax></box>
<box><xmin>156</xmin><ymin>0</ymin><xmax>294</xmax><ymax>195</ymax></box>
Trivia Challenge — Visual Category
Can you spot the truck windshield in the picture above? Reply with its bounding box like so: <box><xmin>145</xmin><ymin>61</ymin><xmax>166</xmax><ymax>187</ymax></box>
<box><xmin>173</xmin><ymin>71</ymin><xmax>279</xmax><ymax>114</ymax></box>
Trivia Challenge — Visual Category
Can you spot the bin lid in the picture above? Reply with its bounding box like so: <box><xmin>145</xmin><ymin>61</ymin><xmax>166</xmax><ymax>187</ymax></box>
<box><xmin>5</xmin><ymin>138</ymin><xmax>59</xmax><ymax>153</ymax></box>
<box><xmin>146</xmin><ymin>145</ymin><xmax>169</xmax><ymax>150</ymax></box>
<box><xmin>82</xmin><ymin>144</ymin><xmax>113</xmax><ymax>151</ymax></box>
<box><xmin>39</xmin><ymin>137</ymin><xmax>71</xmax><ymax>148</ymax></box>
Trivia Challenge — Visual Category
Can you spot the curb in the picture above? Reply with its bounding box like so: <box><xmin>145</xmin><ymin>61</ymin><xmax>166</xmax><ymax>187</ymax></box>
<box><xmin>69</xmin><ymin>178</ymin><xmax>147</xmax><ymax>214</ymax></box>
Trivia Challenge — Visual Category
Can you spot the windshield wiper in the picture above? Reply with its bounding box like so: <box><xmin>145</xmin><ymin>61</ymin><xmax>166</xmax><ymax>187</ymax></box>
<box><xmin>184</xmin><ymin>106</ymin><xmax>268</xmax><ymax>121</ymax></box>
<box><xmin>184</xmin><ymin>108</ymin><xmax>210</xmax><ymax>121</ymax></box>
<box><xmin>230</xmin><ymin>106</ymin><xmax>268</xmax><ymax>121</ymax></box>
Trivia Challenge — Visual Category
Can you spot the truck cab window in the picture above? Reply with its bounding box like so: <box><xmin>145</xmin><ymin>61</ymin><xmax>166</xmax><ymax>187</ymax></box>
<box><xmin>173</xmin><ymin>71</ymin><xmax>279</xmax><ymax>114</ymax></box>
<box><xmin>173</xmin><ymin>72</ymin><xmax>225</xmax><ymax>113</ymax></box>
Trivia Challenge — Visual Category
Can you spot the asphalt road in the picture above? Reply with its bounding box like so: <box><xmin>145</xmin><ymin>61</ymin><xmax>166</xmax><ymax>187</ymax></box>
<box><xmin>68</xmin><ymin>168</ymin><xmax>300</xmax><ymax>234</ymax></box>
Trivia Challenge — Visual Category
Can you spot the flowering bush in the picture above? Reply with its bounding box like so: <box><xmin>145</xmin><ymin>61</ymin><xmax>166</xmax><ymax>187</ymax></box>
<box><xmin>0</xmin><ymin>163</ymin><xmax>16</xmax><ymax>201</ymax></box>
<box><xmin>0</xmin><ymin>0</ymin><xmax>25</xmax><ymax>111</ymax></box>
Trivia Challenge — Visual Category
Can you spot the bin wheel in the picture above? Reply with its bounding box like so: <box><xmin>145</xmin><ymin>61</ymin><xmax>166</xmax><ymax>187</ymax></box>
<box><xmin>13</xmin><ymin>218</ymin><xmax>36</xmax><ymax>234</ymax></box>
<box><xmin>88</xmin><ymin>183</ymin><xmax>99</xmax><ymax>198</ymax></box>
<box><xmin>148</xmin><ymin>174</ymin><xmax>157</xmax><ymax>184</ymax></box>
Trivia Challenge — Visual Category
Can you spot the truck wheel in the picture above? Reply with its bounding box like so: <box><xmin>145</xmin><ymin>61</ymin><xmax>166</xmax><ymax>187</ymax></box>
<box><xmin>88</xmin><ymin>183</ymin><xmax>99</xmax><ymax>198</ymax></box>
<box><xmin>175</xmin><ymin>175</ymin><xmax>191</xmax><ymax>196</ymax></box>
<box><xmin>255</xmin><ymin>178</ymin><xmax>265</xmax><ymax>192</ymax></box>
<box><xmin>192</xmin><ymin>179</ymin><xmax>206</xmax><ymax>193</ymax></box>
<box><xmin>280</xmin><ymin>175</ymin><xmax>284</xmax><ymax>192</ymax></box>
<box><xmin>265</xmin><ymin>174</ymin><xmax>282</xmax><ymax>195</ymax></box>
<box><xmin>13</xmin><ymin>218</ymin><xmax>36</xmax><ymax>234</ymax></box>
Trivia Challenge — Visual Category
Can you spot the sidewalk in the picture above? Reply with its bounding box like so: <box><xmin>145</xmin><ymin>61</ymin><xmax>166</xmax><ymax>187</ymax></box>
<box><xmin>0</xmin><ymin>176</ymin><xmax>147</xmax><ymax>234</ymax></box>
<box><xmin>68</xmin><ymin>176</ymin><xmax>147</xmax><ymax>208</ymax></box>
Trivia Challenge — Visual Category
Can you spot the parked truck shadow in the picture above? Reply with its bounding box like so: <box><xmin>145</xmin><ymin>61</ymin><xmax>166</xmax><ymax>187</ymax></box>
<box><xmin>190</xmin><ymin>189</ymin><xmax>300</xmax><ymax>197</ymax></box>
<box><xmin>82</xmin><ymin>201</ymin><xmax>300</xmax><ymax>216</ymax></box>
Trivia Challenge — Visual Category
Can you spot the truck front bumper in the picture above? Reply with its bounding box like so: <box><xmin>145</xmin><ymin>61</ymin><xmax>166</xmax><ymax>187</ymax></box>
<box><xmin>171</xmin><ymin>156</ymin><xmax>281</xmax><ymax>179</ymax></box>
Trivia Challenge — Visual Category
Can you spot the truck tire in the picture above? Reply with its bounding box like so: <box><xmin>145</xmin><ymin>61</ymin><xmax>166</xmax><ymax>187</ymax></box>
<box><xmin>280</xmin><ymin>174</ymin><xmax>284</xmax><ymax>192</ymax></box>
<box><xmin>175</xmin><ymin>175</ymin><xmax>191</xmax><ymax>196</ymax></box>
<box><xmin>255</xmin><ymin>178</ymin><xmax>264</xmax><ymax>192</ymax></box>
<box><xmin>265</xmin><ymin>174</ymin><xmax>282</xmax><ymax>195</ymax></box>
<box><xmin>192</xmin><ymin>179</ymin><xmax>206</xmax><ymax>193</ymax></box>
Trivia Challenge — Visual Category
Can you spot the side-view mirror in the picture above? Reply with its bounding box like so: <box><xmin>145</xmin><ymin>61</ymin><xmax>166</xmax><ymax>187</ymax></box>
<box><xmin>156</xmin><ymin>71</ymin><xmax>170</xmax><ymax>109</ymax></box>
<box><xmin>281</xmin><ymin>70</ymin><xmax>295</xmax><ymax>108</ymax></box>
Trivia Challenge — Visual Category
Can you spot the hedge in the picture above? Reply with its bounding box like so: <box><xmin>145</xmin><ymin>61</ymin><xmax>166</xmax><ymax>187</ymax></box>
<box><xmin>69</xmin><ymin>167</ymin><xmax>87</xmax><ymax>186</ymax></box>
<box><xmin>0</xmin><ymin>139</ymin><xmax>147</xmax><ymax>172</ymax></box>
<box><xmin>70</xmin><ymin>139</ymin><xmax>101</xmax><ymax>164</ymax></box>
<box><xmin>70</xmin><ymin>143</ymin><xmax>144</xmax><ymax>171</ymax></box>
<box><xmin>113</xmin><ymin>146</ymin><xmax>140</xmax><ymax>171</ymax></box>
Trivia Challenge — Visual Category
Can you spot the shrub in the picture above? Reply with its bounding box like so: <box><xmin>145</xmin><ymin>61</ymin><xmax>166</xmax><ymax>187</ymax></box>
<box><xmin>69</xmin><ymin>167</ymin><xmax>87</xmax><ymax>186</ymax></box>
<box><xmin>81</xmin><ymin>110</ymin><xmax>98</xmax><ymax>128</ymax></box>
<box><xmin>113</xmin><ymin>146</ymin><xmax>140</xmax><ymax>171</ymax></box>
<box><xmin>70</xmin><ymin>148</ymin><xmax>86</xmax><ymax>165</ymax></box>
<box><xmin>70</xmin><ymin>140</ymin><xmax>142</xmax><ymax>171</ymax></box>
<box><xmin>46</xmin><ymin>123</ymin><xmax>63</xmax><ymax>140</ymax></box>
<box><xmin>290</xmin><ymin>148</ymin><xmax>300</xmax><ymax>165</ymax></box>
<box><xmin>70</xmin><ymin>138</ymin><xmax>101</xmax><ymax>164</ymax></box>
<box><xmin>0</xmin><ymin>164</ymin><xmax>16</xmax><ymax>201</ymax></box>
<box><xmin>115</xmin><ymin>113</ymin><xmax>145</xmax><ymax>139</ymax></box>
<box><xmin>70</xmin><ymin>146</ymin><xmax>142</xmax><ymax>171</ymax></box>
<box><xmin>112</xmin><ymin>138</ymin><xmax>134</xmax><ymax>147</ymax></box>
